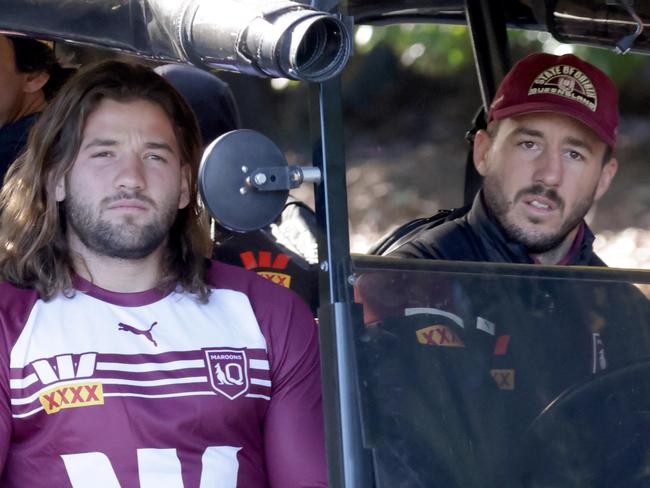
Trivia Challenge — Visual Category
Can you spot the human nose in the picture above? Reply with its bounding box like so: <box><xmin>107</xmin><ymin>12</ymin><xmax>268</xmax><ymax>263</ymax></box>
<box><xmin>532</xmin><ymin>149</ymin><xmax>563</xmax><ymax>187</ymax></box>
<box><xmin>114</xmin><ymin>153</ymin><xmax>146</xmax><ymax>191</ymax></box>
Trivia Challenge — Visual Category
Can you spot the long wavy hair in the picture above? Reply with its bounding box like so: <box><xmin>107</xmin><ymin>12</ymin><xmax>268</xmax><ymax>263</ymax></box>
<box><xmin>0</xmin><ymin>60</ymin><xmax>213</xmax><ymax>301</ymax></box>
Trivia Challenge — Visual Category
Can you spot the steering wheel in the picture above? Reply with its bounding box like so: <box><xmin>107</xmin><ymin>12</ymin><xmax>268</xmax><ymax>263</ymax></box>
<box><xmin>513</xmin><ymin>359</ymin><xmax>650</xmax><ymax>488</ymax></box>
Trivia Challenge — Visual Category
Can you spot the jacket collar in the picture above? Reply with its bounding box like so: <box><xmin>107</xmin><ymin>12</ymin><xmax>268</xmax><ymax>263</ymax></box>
<box><xmin>466</xmin><ymin>191</ymin><xmax>601</xmax><ymax>266</ymax></box>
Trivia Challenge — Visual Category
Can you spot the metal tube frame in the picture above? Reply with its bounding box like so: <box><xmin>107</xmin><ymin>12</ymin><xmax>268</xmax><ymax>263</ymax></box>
<box><xmin>310</xmin><ymin>76</ymin><xmax>374</xmax><ymax>488</ymax></box>
<box><xmin>463</xmin><ymin>0</ymin><xmax>511</xmax><ymax>204</ymax></box>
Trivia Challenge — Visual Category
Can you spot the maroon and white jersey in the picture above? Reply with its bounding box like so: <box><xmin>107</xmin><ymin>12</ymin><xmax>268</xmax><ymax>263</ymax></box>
<box><xmin>0</xmin><ymin>261</ymin><xmax>326</xmax><ymax>487</ymax></box>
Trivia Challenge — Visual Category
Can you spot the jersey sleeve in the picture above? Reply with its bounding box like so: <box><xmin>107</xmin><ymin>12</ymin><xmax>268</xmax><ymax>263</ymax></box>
<box><xmin>0</xmin><ymin>283</ymin><xmax>39</xmax><ymax>476</ymax></box>
<box><xmin>0</xmin><ymin>314</ymin><xmax>11</xmax><ymax>475</ymax></box>
<box><xmin>259</xmin><ymin>289</ymin><xmax>327</xmax><ymax>488</ymax></box>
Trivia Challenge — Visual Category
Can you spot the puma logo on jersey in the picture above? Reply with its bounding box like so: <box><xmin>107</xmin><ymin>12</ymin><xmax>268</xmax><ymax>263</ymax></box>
<box><xmin>118</xmin><ymin>322</ymin><xmax>158</xmax><ymax>347</ymax></box>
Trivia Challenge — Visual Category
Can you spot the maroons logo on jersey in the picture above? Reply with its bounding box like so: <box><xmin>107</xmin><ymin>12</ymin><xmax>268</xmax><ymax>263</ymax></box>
<box><xmin>205</xmin><ymin>349</ymin><xmax>249</xmax><ymax>400</ymax></box>
<box><xmin>528</xmin><ymin>64</ymin><xmax>597</xmax><ymax>111</ymax></box>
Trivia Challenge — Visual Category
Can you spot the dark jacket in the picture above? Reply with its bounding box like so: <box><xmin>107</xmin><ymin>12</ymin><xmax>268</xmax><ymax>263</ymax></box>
<box><xmin>0</xmin><ymin>113</ymin><xmax>38</xmax><ymax>182</ymax></box>
<box><xmin>359</xmin><ymin>192</ymin><xmax>650</xmax><ymax>486</ymax></box>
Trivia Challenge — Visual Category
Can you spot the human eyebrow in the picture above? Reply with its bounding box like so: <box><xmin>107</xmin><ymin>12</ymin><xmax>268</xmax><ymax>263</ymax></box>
<box><xmin>81</xmin><ymin>138</ymin><xmax>118</xmax><ymax>151</ymax></box>
<box><xmin>511</xmin><ymin>127</ymin><xmax>544</xmax><ymax>139</ymax></box>
<box><xmin>145</xmin><ymin>141</ymin><xmax>176</xmax><ymax>155</ymax></box>
<box><xmin>563</xmin><ymin>136</ymin><xmax>594</xmax><ymax>155</ymax></box>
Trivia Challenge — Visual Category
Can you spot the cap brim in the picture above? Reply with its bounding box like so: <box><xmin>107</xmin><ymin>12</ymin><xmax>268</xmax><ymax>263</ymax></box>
<box><xmin>491</xmin><ymin>101</ymin><xmax>616</xmax><ymax>150</ymax></box>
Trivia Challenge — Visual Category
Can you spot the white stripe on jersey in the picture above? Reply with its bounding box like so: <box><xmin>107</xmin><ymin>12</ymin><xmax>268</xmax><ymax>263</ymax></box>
<box><xmin>12</xmin><ymin>406</ymin><xmax>46</xmax><ymax>419</ymax></box>
<box><xmin>250</xmin><ymin>378</ymin><xmax>272</xmax><ymax>387</ymax></box>
<box><xmin>96</xmin><ymin>359</ymin><xmax>206</xmax><ymax>373</ymax></box>
<box><xmin>249</xmin><ymin>359</ymin><xmax>269</xmax><ymax>370</ymax></box>
<box><xmin>9</xmin><ymin>373</ymin><xmax>38</xmax><ymax>389</ymax></box>
<box><xmin>246</xmin><ymin>393</ymin><xmax>271</xmax><ymax>401</ymax></box>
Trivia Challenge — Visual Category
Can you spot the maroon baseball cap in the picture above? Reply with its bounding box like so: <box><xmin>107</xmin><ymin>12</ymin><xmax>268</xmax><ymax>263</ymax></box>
<box><xmin>488</xmin><ymin>52</ymin><xmax>619</xmax><ymax>149</ymax></box>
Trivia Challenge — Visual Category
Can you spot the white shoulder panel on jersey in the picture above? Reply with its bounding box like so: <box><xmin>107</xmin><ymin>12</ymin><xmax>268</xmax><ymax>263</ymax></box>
<box><xmin>10</xmin><ymin>288</ymin><xmax>267</xmax><ymax>368</ymax></box>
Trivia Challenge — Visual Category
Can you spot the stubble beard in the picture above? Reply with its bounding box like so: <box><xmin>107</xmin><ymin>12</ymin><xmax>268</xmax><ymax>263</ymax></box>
<box><xmin>482</xmin><ymin>174</ymin><xmax>595</xmax><ymax>254</ymax></box>
<box><xmin>65</xmin><ymin>191</ymin><xmax>179</xmax><ymax>260</ymax></box>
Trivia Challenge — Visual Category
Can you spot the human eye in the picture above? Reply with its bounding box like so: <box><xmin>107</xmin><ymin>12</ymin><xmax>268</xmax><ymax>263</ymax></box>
<box><xmin>144</xmin><ymin>153</ymin><xmax>168</xmax><ymax>163</ymax></box>
<box><xmin>565</xmin><ymin>149</ymin><xmax>585</xmax><ymax>162</ymax></box>
<box><xmin>90</xmin><ymin>150</ymin><xmax>113</xmax><ymax>158</ymax></box>
<box><xmin>518</xmin><ymin>140</ymin><xmax>537</xmax><ymax>150</ymax></box>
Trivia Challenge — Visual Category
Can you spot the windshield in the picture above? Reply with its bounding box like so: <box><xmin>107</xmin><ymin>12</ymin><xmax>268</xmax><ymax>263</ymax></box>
<box><xmin>352</xmin><ymin>255</ymin><xmax>650</xmax><ymax>487</ymax></box>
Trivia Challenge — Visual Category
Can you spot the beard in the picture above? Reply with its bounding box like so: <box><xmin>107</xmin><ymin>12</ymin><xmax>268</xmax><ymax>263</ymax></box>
<box><xmin>65</xmin><ymin>190</ymin><xmax>179</xmax><ymax>260</ymax></box>
<box><xmin>482</xmin><ymin>175</ymin><xmax>596</xmax><ymax>254</ymax></box>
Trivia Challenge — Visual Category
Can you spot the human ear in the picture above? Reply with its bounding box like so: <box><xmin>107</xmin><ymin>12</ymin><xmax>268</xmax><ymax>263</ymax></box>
<box><xmin>54</xmin><ymin>175</ymin><xmax>66</xmax><ymax>202</ymax></box>
<box><xmin>23</xmin><ymin>70</ymin><xmax>49</xmax><ymax>94</ymax></box>
<box><xmin>178</xmin><ymin>164</ymin><xmax>191</xmax><ymax>210</ymax></box>
<box><xmin>473</xmin><ymin>129</ymin><xmax>492</xmax><ymax>176</ymax></box>
<box><xmin>594</xmin><ymin>156</ymin><xmax>618</xmax><ymax>201</ymax></box>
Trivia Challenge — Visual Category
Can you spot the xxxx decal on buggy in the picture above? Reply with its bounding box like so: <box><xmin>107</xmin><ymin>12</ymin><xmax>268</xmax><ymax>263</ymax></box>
<box><xmin>490</xmin><ymin>369</ymin><xmax>515</xmax><ymax>390</ymax></box>
<box><xmin>416</xmin><ymin>325</ymin><xmax>465</xmax><ymax>347</ymax></box>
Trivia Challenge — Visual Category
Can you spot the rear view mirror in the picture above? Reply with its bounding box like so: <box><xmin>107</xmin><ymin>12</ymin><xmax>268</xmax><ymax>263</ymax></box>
<box><xmin>199</xmin><ymin>129</ymin><xmax>320</xmax><ymax>232</ymax></box>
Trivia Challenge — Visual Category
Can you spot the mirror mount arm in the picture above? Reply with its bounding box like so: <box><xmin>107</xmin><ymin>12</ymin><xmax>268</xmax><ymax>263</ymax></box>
<box><xmin>246</xmin><ymin>166</ymin><xmax>322</xmax><ymax>192</ymax></box>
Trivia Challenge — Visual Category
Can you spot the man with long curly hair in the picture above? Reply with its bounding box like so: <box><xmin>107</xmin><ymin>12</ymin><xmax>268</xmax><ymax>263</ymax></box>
<box><xmin>0</xmin><ymin>60</ymin><xmax>325</xmax><ymax>487</ymax></box>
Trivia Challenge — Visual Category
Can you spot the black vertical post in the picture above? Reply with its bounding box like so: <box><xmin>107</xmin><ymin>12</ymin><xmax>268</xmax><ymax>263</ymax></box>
<box><xmin>465</xmin><ymin>0</ymin><xmax>510</xmax><ymax>110</ymax></box>
<box><xmin>310</xmin><ymin>76</ymin><xmax>373</xmax><ymax>488</ymax></box>
<box><xmin>463</xmin><ymin>0</ymin><xmax>511</xmax><ymax>204</ymax></box>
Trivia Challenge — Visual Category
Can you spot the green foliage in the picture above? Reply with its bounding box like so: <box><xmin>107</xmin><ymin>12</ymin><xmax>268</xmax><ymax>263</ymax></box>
<box><xmin>354</xmin><ymin>23</ymin><xmax>650</xmax><ymax>86</ymax></box>
<box><xmin>354</xmin><ymin>24</ymin><xmax>474</xmax><ymax>76</ymax></box>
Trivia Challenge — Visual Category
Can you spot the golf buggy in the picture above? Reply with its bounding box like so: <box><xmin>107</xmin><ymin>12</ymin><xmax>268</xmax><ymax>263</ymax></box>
<box><xmin>3</xmin><ymin>0</ymin><xmax>650</xmax><ymax>486</ymax></box>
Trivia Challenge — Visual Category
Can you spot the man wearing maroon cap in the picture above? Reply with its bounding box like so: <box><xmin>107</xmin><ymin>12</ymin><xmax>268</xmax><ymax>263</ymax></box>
<box><xmin>392</xmin><ymin>52</ymin><xmax>619</xmax><ymax>265</ymax></box>
<box><xmin>365</xmin><ymin>53</ymin><xmax>650</xmax><ymax>485</ymax></box>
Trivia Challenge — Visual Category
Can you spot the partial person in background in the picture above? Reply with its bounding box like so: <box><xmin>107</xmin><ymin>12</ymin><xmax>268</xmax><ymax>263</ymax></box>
<box><xmin>0</xmin><ymin>34</ymin><xmax>71</xmax><ymax>180</ymax></box>
<box><xmin>156</xmin><ymin>63</ymin><xmax>320</xmax><ymax>313</ymax></box>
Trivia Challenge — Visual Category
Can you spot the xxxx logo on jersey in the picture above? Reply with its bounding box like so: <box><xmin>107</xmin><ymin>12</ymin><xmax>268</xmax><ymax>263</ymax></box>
<box><xmin>240</xmin><ymin>251</ymin><xmax>292</xmax><ymax>288</ymax></box>
<box><xmin>39</xmin><ymin>381</ymin><xmax>104</xmax><ymax>414</ymax></box>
